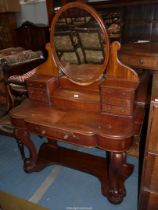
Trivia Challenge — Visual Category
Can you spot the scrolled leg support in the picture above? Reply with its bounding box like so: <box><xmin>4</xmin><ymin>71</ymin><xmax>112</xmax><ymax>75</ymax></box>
<box><xmin>107</xmin><ymin>152</ymin><xmax>133</xmax><ymax>204</ymax></box>
<box><xmin>15</xmin><ymin>128</ymin><xmax>37</xmax><ymax>172</ymax></box>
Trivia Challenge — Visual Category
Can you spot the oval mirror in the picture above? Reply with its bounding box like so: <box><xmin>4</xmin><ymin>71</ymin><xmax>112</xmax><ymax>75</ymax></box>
<box><xmin>50</xmin><ymin>2</ymin><xmax>110</xmax><ymax>85</ymax></box>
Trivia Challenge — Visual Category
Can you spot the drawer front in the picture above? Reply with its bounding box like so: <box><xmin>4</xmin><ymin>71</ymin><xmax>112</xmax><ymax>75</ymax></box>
<box><xmin>121</xmin><ymin>54</ymin><xmax>158</xmax><ymax>70</ymax></box>
<box><xmin>28</xmin><ymin>88</ymin><xmax>47</xmax><ymax>96</ymax></box>
<box><xmin>28</xmin><ymin>88</ymin><xmax>49</xmax><ymax>103</ymax></box>
<box><xmin>26</xmin><ymin>122</ymin><xmax>97</xmax><ymax>147</ymax></box>
<box><xmin>101</xmin><ymin>96</ymin><xmax>131</xmax><ymax>107</ymax></box>
<box><xmin>29</xmin><ymin>95</ymin><xmax>49</xmax><ymax>103</ymax></box>
<box><xmin>27</xmin><ymin>81</ymin><xmax>46</xmax><ymax>89</ymax></box>
<box><xmin>101</xmin><ymin>104</ymin><xmax>132</xmax><ymax>115</ymax></box>
<box><xmin>101</xmin><ymin>87</ymin><xmax>133</xmax><ymax>100</ymax></box>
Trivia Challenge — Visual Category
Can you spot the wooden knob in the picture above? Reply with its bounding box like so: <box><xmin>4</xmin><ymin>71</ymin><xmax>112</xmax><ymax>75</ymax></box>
<box><xmin>107</xmin><ymin>105</ymin><xmax>111</xmax><ymax>111</ymax></box>
<box><xmin>75</xmin><ymin>135</ymin><xmax>80</xmax><ymax>140</ymax></box>
<box><xmin>72</xmin><ymin>134</ymin><xmax>80</xmax><ymax>140</ymax></box>
<box><xmin>64</xmin><ymin>134</ymin><xmax>69</xmax><ymax>140</ymax></box>
<box><xmin>139</xmin><ymin>58</ymin><xmax>144</xmax><ymax>64</ymax></box>
<box><xmin>122</xmin><ymin>92</ymin><xmax>127</xmax><ymax>96</ymax></box>
<box><xmin>41</xmin><ymin>130</ymin><xmax>46</xmax><ymax>135</ymax></box>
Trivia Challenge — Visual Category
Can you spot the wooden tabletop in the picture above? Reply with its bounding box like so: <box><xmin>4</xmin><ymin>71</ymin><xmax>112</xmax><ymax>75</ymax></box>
<box><xmin>119</xmin><ymin>42</ymin><xmax>158</xmax><ymax>70</ymax></box>
<box><xmin>120</xmin><ymin>42</ymin><xmax>158</xmax><ymax>57</ymax></box>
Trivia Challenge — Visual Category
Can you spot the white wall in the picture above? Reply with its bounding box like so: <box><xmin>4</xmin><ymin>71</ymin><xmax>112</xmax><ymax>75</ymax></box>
<box><xmin>16</xmin><ymin>0</ymin><xmax>48</xmax><ymax>26</ymax></box>
<box><xmin>16</xmin><ymin>0</ymin><xmax>105</xmax><ymax>27</ymax></box>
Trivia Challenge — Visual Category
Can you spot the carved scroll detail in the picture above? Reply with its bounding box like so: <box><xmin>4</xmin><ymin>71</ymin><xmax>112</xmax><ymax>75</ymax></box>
<box><xmin>15</xmin><ymin>128</ymin><xmax>37</xmax><ymax>172</ymax></box>
<box><xmin>107</xmin><ymin>41</ymin><xmax>139</xmax><ymax>83</ymax></box>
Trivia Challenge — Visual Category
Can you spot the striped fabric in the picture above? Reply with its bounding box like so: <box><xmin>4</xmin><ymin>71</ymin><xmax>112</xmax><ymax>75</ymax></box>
<box><xmin>8</xmin><ymin>68</ymin><xmax>37</xmax><ymax>83</ymax></box>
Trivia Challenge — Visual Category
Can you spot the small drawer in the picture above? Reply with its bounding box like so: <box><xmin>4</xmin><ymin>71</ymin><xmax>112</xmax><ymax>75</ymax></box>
<box><xmin>102</xmin><ymin>104</ymin><xmax>132</xmax><ymax>115</ymax></box>
<box><xmin>26</xmin><ymin>122</ymin><xmax>97</xmax><ymax>147</ymax></box>
<box><xmin>29</xmin><ymin>94</ymin><xmax>49</xmax><ymax>103</ymax></box>
<box><xmin>121</xmin><ymin>54</ymin><xmax>158</xmax><ymax>70</ymax></box>
<box><xmin>101</xmin><ymin>87</ymin><xmax>133</xmax><ymax>100</ymax></box>
<box><xmin>101</xmin><ymin>96</ymin><xmax>131</xmax><ymax>107</ymax></box>
<box><xmin>28</xmin><ymin>88</ymin><xmax>49</xmax><ymax>103</ymax></box>
<box><xmin>27</xmin><ymin>81</ymin><xmax>46</xmax><ymax>89</ymax></box>
<box><xmin>28</xmin><ymin>88</ymin><xmax>47</xmax><ymax>96</ymax></box>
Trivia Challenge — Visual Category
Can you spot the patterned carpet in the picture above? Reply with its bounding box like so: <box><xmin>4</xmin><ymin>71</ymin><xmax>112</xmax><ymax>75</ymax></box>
<box><xmin>0</xmin><ymin>134</ymin><xmax>138</xmax><ymax>210</ymax></box>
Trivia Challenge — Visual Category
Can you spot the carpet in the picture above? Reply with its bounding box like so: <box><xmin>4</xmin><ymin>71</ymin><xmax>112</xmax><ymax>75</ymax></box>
<box><xmin>0</xmin><ymin>135</ymin><xmax>138</xmax><ymax>210</ymax></box>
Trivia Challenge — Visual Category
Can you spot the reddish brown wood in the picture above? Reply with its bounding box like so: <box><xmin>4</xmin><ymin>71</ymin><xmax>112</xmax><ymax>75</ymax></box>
<box><xmin>139</xmin><ymin>74</ymin><xmax>158</xmax><ymax>210</ymax></box>
<box><xmin>10</xmin><ymin>42</ymin><xmax>139</xmax><ymax>203</ymax></box>
<box><xmin>16</xmin><ymin>22</ymin><xmax>49</xmax><ymax>51</ymax></box>
<box><xmin>15</xmin><ymin>128</ymin><xmax>38</xmax><ymax>172</ymax></box>
<box><xmin>119</xmin><ymin>42</ymin><xmax>158</xmax><ymax>71</ymax></box>
<box><xmin>12</xmin><ymin>128</ymin><xmax>134</xmax><ymax>203</ymax></box>
<box><xmin>107</xmin><ymin>42</ymin><xmax>139</xmax><ymax>82</ymax></box>
<box><xmin>50</xmin><ymin>2</ymin><xmax>110</xmax><ymax>86</ymax></box>
<box><xmin>0</xmin><ymin>13</ymin><xmax>17</xmax><ymax>49</ymax></box>
<box><xmin>107</xmin><ymin>152</ymin><xmax>133</xmax><ymax>203</ymax></box>
<box><xmin>9</xmin><ymin>2</ymin><xmax>146</xmax><ymax>204</ymax></box>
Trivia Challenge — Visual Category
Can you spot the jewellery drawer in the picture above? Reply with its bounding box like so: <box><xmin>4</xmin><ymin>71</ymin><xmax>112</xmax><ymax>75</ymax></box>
<box><xmin>27</xmin><ymin>81</ymin><xmax>46</xmax><ymax>89</ymax></box>
<box><xmin>29</xmin><ymin>95</ymin><xmax>49</xmax><ymax>103</ymax></box>
<box><xmin>28</xmin><ymin>88</ymin><xmax>47</xmax><ymax>96</ymax></box>
<box><xmin>101</xmin><ymin>87</ymin><xmax>133</xmax><ymax>100</ymax></box>
<box><xmin>101</xmin><ymin>104</ymin><xmax>133</xmax><ymax>115</ymax></box>
<box><xmin>28</xmin><ymin>88</ymin><xmax>49</xmax><ymax>103</ymax></box>
<box><xmin>26</xmin><ymin>122</ymin><xmax>97</xmax><ymax>147</ymax></box>
<box><xmin>101</xmin><ymin>96</ymin><xmax>131</xmax><ymax>107</ymax></box>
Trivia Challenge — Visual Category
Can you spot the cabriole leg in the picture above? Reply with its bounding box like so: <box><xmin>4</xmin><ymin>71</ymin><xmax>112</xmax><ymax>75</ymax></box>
<box><xmin>15</xmin><ymin>128</ymin><xmax>37</xmax><ymax>172</ymax></box>
<box><xmin>107</xmin><ymin>151</ymin><xmax>133</xmax><ymax>204</ymax></box>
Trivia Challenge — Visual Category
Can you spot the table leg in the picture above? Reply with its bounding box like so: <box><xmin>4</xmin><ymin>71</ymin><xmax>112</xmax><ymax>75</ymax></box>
<box><xmin>15</xmin><ymin>128</ymin><xmax>37</xmax><ymax>172</ymax></box>
<box><xmin>14</xmin><ymin>130</ymin><xmax>134</xmax><ymax>203</ymax></box>
<box><xmin>106</xmin><ymin>151</ymin><xmax>133</xmax><ymax>203</ymax></box>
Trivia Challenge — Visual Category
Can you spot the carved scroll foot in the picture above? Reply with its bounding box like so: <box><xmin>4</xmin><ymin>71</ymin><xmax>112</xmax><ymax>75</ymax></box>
<box><xmin>106</xmin><ymin>152</ymin><xmax>133</xmax><ymax>204</ymax></box>
<box><xmin>23</xmin><ymin>158</ymin><xmax>37</xmax><ymax>173</ymax></box>
<box><xmin>15</xmin><ymin>128</ymin><xmax>38</xmax><ymax>173</ymax></box>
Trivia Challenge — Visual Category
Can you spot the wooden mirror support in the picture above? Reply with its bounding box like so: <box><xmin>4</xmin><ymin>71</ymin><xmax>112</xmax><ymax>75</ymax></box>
<box><xmin>10</xmin><ymin>2</ymin><xmax>141</xmax><ymax>204</ymax></box>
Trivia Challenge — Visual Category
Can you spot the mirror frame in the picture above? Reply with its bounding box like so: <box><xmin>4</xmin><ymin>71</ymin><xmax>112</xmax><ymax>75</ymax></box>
<box><xmin>50</xmin><ymin>2</ymin><xmax>110</xmax><ymax>85</ymax></box>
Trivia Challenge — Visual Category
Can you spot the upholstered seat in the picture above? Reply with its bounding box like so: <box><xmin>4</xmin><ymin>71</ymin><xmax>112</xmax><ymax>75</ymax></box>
<box><xmin>54</xmin><ymin>30</ymin><xmax>82</xmax><ymax>64</ymax></box>
<box><xmin>75</xmin><ymin>27</ymin><xmax>105</xmax><ymax>64</ymax></box>
<box><xmin>0</xmin><ymin>47</ymin><xmax>44</xmax><ymax>138</ymax></box>
<box><xmin>0</xmin><ymin>47</ymin><xmax>44</xmax><ymax>113</ymax></box>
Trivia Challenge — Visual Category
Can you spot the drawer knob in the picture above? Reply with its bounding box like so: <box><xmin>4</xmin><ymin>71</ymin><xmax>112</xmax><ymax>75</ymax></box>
<box><xmin>121</xmin><ymin>109</ymin><xmax>125</xmax><ymax>113</ymax></box>
<box><xmin>139</xmin><ymin>59</ymin><xmax>144</xmax><ymax>64</ymax></box>
<box><xmin>122</xmin><ymin>92</ymin><xmax>127</xmax><ymax>96</ymax></box>
<box><xmin>30</xmin><ymin>91</ymin><xmax>34</xmax><ymax>94</ymax></box>
<box><xmin>41</xmin><ymin>130</ymin><xmax>46</xmax><ymax>135</ymax></box>
<box><xmin>64</xmin><ymin>134</ymin><xmax>69</xmax><ymax>140</ymax></box>
<box><xmin>107</xmin><ymin>105</ymin><xmax>111</xmax><ymax>111</ymax></box>
<box><xmin>73</xmin><ymin>134</ymin><xmax>80</xmax><ymax>140</ymax></box>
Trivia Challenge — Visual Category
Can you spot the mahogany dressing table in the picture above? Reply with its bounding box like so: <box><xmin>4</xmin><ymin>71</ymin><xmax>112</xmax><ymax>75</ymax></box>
<box><xmin>10</xmin><ymin>2</ymin><xmax>143</xmax><ymax>204</ymax></box>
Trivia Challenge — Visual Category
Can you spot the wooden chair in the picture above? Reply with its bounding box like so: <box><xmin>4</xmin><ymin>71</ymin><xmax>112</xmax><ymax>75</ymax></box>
<box><xmin>0</xmin><ymin>47</ymin><xmax>45</xmax><ymax>157</ymax></box>
<box><xmin>76</xmin><ymin>27</ymin><xmax>105</xmax><ymax>64</ymax></box>
<box><xmin>54</xmin><ymin>30</ymin><xmax>82</xmax><ymax>64</ymax></box>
